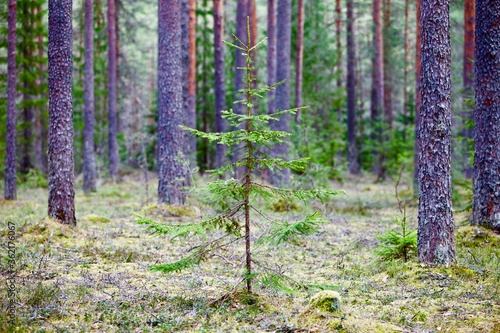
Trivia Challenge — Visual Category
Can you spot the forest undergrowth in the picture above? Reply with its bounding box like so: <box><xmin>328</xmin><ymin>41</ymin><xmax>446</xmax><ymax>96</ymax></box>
<box><xmin>0</xmin><ymin>172</ymin><xmax>499</xmax><ymax>333</ymax></box>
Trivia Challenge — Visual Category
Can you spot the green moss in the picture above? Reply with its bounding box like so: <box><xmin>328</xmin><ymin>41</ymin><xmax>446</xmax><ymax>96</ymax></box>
<box><xmin>455</xmin><ymin>226</ymin><xmax>500</xmax><ymax>248</ymax></box>
<box><xmin>309</xmin><ymin>290</ymin><xmax>342</xmax><ymax>313</ymax></box>
<box><xmin>82</xmin><ymin>214</ymin><xmax>111</xmax><ymax>223</ymax></box>
<box><xmin>269</xmin><ymin>198</ymin><xmax>299</xmax><ymax>212</ymax></box>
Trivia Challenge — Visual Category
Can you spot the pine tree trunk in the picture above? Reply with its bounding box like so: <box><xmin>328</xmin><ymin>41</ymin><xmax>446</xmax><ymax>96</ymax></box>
<box><xmin>413</xmin><ymin>0</ymin><xmax>421</xmax><ymax>194</ymax></box>
<box><xmin>48</xmin><ymin>0</ymin><xmax>76</xmax><ymax>225</ymax></box>
<box><xmin>83</xmin><ymin>0</ymin><xmax>97</xmax><ymax>194</ymax></box>
<box><xmin>346</xmin><ymin>0</ymin><xmax>358</xmax><ymax>174</ymax></box>
<box><xmin>417</xmin><ymin>0</ymin><xmax>455</xmax><ymax>265</ymax></box>
<box><xmin>335</xmin><ymin>0</ymin><xmax>342</xmax><ymax>120</ymax></box>
<box><xmin>403</xmin><ymin>0</ymin><xmax>409</xmax><ymax>125</ymax></box>
<box><xmin>471</xmin><ymin>0</ymin><xmax>500</xmax><ymax>232</ymax></box>
<box><xmin>214</xmin><ymin>0</ymin><xmax>227</xmax><ymax>169</ymax></box>
<box><xmin>248</xmin><ymin>0</ymin><xmax>258</xmax><ymax>96</ymax></box>
<box><xmin>181</xmin><ymin>0</ymin><xmax>197</xmax><ymax>167</ymax></box>
<box><xmin>295</xmin><ymin>0</ymin><xmax>304</xmax><ymax>113</ymax></box>
<box><xmin>462</xmin><ymin>0</ymin><xmax>475</xmax><ymax>177</ymax></box>
<box><xmin>267</xmin><ymin>0</ymin><xmax>277</xmax><ymax>115</ymax></box>
<box><xmin>382</xmin><ymin>0</ymin><xmax>392</xmax><ymax>127</ymax></box>
<box><xmin>34</xmin><ymin>5</ymin><xmax>45</xmax><ymax>173</ymax></box>
<box><xmin>270</xmin><ymin>0</ymin><xmax>291</xmax><ymax>185</ymax></box>
<box><xmin>157</xmin><ymin>0</ymin><xmax>187</xmax><ymax>205</ymax></box>
<box><xmin>107</xmin><ymin>0</ymin><xmax>119</xmax><ymax>179</ymax></box>
<box><xmin>371</xmin><ymin>0</ymin><xmax>384</xmax><ymax>174</ymax></box>
<box><xmin>5</xmin><ymin>0</ymin><xmax>17</xmax><ymax>200</ymax></box>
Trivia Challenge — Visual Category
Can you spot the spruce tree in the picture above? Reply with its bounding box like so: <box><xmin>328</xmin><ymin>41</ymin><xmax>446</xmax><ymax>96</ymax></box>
<box><xmin>137</xmin><ymin>24</ymin><xmax>341</xmax><ymax>294</ymax></box>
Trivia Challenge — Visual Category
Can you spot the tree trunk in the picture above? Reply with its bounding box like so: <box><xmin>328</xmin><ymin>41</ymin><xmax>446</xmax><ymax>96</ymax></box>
<box><xmin>413</xmin><ymin>0</ymin><xmax>421</xmax><ymax>194</ymax></box>
<box><xmin>214</xmin><ymin>0</ymin><xmax>227</xmax><ymax>169</ymax></box>
<box><xmin>181</xmin><ymin>0</ymin><xmax>197</xmax><ymax>167</ymax></box>
<box><xmin>270</xmin><ymin>0</ymin><xmax>291</xmax><ymax>185</ymax></box>
<box><xmin>34</xmin><ymin>5</ymin><xmax>45</xmax><ymax>173</ymax></box>
<box><xmin>248</xmin><ymin>0</ymin><xmax>258</xmax><ymax>95</ymax></box>
<box><xmin>267</xmin><ymin>0</ymin><xmax>277</xmax><ymax>115</ymax></box>
<box><xmin>335</xmin><ymin>0</ymin><xmax>342</xmax><ymax>120</ymax></box>
<box><xmin>83</xmin><ymin>0</ymin><xmax>97</xmax><ymax>194</ymax></box>
<box><xmin>382</xmin><ymin>0</ymin><xmax>392</xmax><ymax>127</ymax></box>
<box><xmin>107</xmin><ymin>0</ymin><xmax>119</xmax><ymax>179</ymax></box>
<box><xmin>5</xmin><ymin>0</ymin><xmax>17</xmax><ymax>200</ymax></box>
<box><xmin>48</xmin><ymin>0</ymin><xmax>76</xmax><ymax>225</ymax></box>
<box><xmin>371</xmin><ymin>0</ymin><xmax>384</xmax><ymax>174</ymax></box>
<box><xmin>417</xmin><ymin>0</ymin><xmax>455</xmax><ymax>265</ymax></box>
<box><xmin>157</xmin><ymin>0</ymin><xmax>187</xmax><ymax>205</ymax></box>
<box><xmin>403</xmin><ymin>0</ymin><xmax>409</xmax><ymax>124</ymax></box>
<box><xmin>295</xmin><ymin>0</ymin><xmax>304</xmax><ymax>114</ymax></box>
<box><xmin>462</xmin><ymin>0</ymin><xmax>475</xmax><ymax>177</ymax></box>
<box><xmin>471</xmin><ymin>0</ymin><xmax>500</xmax><ymax>232</ymax></box>
<box><xmin>346</xmin><ymin>0</ymin><xmax>358</xmax><ymax>174</ymax></box>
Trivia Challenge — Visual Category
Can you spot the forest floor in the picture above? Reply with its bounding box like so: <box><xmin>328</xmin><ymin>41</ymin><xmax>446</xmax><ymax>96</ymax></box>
<box><xmin>0</xmin><ymin>171</ymin><xmax>499</xmax><ymax>333</ymax></box>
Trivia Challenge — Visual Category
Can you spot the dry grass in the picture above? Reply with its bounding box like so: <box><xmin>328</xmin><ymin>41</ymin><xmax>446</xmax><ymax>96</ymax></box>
<box><xmin>0</xmin><ymin>172</ymin><xmax>498</xmax><ymax>332</ymax></box>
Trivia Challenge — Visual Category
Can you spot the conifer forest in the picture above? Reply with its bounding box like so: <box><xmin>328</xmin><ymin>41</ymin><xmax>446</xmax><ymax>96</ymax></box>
<box><xmin>1</xmin><ymin>0</ymin><xmax>500</xmax><ymax>331</ymax></box>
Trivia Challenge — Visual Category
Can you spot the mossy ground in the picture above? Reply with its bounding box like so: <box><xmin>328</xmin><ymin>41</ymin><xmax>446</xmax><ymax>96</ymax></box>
<box><xmin>1</xmin><ymin>172</ymin><xmax>499</xmax><ymax>332</ymax></box>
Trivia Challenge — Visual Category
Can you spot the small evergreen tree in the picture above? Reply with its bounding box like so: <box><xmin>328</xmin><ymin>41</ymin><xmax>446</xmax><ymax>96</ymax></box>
<box><xmin>137</xmin><ymin>22</ymin><xmax>342</xmax><ymax>294</ymax></box>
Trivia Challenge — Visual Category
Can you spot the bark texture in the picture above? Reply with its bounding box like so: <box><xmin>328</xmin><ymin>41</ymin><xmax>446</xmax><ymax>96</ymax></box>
<box><xmin>107</xmin><ymin>0</ymin><xmax>119</xmax><ymax>179</ymax></box>
<box><xmin>346</xmin><ymin>0</ymin><xmax>359</xmax><ymax>174</ymax></box>
<box><xmin>84</xmin><ymin>0</ymin><xmax>97</xmax><ymax>194</ymax></box>
<box><xmin>267</xmin><ymin>0</ymin><xmax>277</xmax><ymax>115</ymax></box>
<box><xmin>471</xmin><ymin>0</ymin><xmax>500</xmax><ymax>232</ymax></box>
<box><xmin>270</xmin><ymin>0</ymin><xmax>292</xmax><ymax>185</ymax></box>
<box><xmin>157</xmin><ymin>0</ymin><xmax>187</xmax><ymax>204</ymax></box>
<box><xmin>462</xmin><ymin>0</ymin><xmax>475</xmax><ymax>176</ymax></box>
<box><xmin>5</xmin><ymin>0</ymin><xmax>17</xmax><ymax>200</ymax></box>
<box><xmin>214</xmin><ymin>0</ymin><xmax>227</xmax><ymax>169</ymax></box>
<box><xmin>418</xmin><ymin>0</ymin><xmax>455</xmax><ymax>265</ymax></box>
<box><xmin>181</xmin><ymin>0</ymin><xmax>197</xmax><ymax>166</ymax></box>
<box><xmin>413</xmin><ymin>0</ymin><xmax>421</xmax><ymax>193</ymax></box>
<box><xmin>382</xmin><ymin>0</ymin><xmax>392</xmax><ymax>127</ymax></box>
<box><xmin>295</xmin><ymin>0</ymin><xmax>304</xmax><ymax>111</ymax></box>
<box><xmin>48</xmin><ymin>0</ymin><xmax>76</xmax><ymax>225</ymax></box>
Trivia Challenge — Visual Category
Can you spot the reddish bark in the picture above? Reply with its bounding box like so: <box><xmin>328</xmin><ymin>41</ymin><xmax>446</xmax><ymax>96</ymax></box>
<box><xmin>371</xmin><ymin>0</ymin><xmax>384</xmax><ymax>173</ymax></box>
<box><xmin>462</xmin><ymin>0</ymin><xmax>475</xmax><ymax>176</ymax></box>
<box><xmin>5</xmin><ymin>0</ymin><xmax>17</xmax><ymax>200</ymax></box>
<box><xmin>214</xmin><ymin>0</ymin><xmax>227</xmax><ymax>169</ymax></box>
<box><xmin>382</xmin><ymin>0</ymin><xmax>392</xmax><ymax>127</ymax></box>
<box><xmin>48</xmin><ymin>0</ymin><xmax>76</xmax><ymax>225</ymax></box>
<box><xmin>248</xmin><ymin>0</ymin><xmax>258</xmax><ymax>93</ymax></box>
<box><xmin>295</xmin><ymin>0</ymin><xmax>304</xmax><ymax>114</ymax></box>
<box><xmin>107</xmin><ymin>0</ymin><xmax>119</xmax><ymax>179</ymax></box>
<box><xmin>417</xmin><ymin>0</ymin><xmax>455</xmax><ymax>265</ymax></box>
<box><xmin>157</xmin><ymin>0</ymin><xmax>187</xmax><ymax>204</ymax></box>
<box><xmin>267</xmin><ymin>0</ymin><xmax>277</xmax><ymax>115</ymax></box>
<box><xmin>472</xmin><ymin>0</ymin><xmax>500</xmax><ymax>232</ymax></box>
<box><xmin>83</xmin><ymin>0</ymin><xmax>97</xmax><ymax>194</ymax></box>
<box><xmin>346</xmin><ymin>0</ymin><xmax>358</xmax><ymax>174</ymax></box>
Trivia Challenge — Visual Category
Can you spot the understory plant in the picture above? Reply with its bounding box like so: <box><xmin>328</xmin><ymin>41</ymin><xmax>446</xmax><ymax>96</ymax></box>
<box><xmin>136</xmin><ymin>22</ymin><xmax>342</xmax><ymax>294</ymax></box>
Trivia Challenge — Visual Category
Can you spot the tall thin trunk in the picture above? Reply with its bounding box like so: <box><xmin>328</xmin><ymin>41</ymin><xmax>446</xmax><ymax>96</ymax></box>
<box><xmin>83</xmin><ymin>0</ymin><xmax>97</xmax><ymax>194</ymax></box>
<box><xmin>270</xmin><ymin>0</ymin><xmax>292</xmax><ymax>185</ymax></box>
<box><xmin>471</xmin><ymin>0</ymin><xmax>500</xmax><ymax>232</ymax></box>
<box><xmin>346</xmin><ymin>0</ymin><xmax>358</xmax><ymax>174</ymax></box>
<box><xmin>335</xmin><ymin>0</ymin><xmax>342</xmax><ymax>120</ymax></box>
<box><xmin>214</xmin><ymin>0</ymin><xmax>227</xmax><ymax>169</ymax></box>
<box><xmin>157</xmin><ymin>0</ymin><xmax>187</xmax><ymax>204</ymax></box>
<box><xmin>462</xmin><ymin>0</ymin><xmax>475</xmax><ymax>177</ymax></box>
<box><xmin>295</xmin><ymin>0</ymin><xmax>304</xmax><ymax>116</ymax></box>
<box><xmin>201</xmin><ymin>0</ymin><xmax>210</xmax><ymax>171</ymax></box>
<box><xmin>417</xmin><ymin>0</ymin><xmax>455</xmax><ymax>265</ymax></box>
<box><xmin>371</xmin><ymin>0</ymin><xmax>384</xmax><ymax>173</ymax></box>
<box><xmin>267</xmin><ymin>0</ymin><xmax>277</xmax><ymax>115</ymax></box>
<box><xmin>403</xmin><ymin>0</ymin><xmax>409</xmax><ymax>125</ymax></box>
<box><xmin>107</xmin><ymin>0</ymin><xmax>119</xmax><ymax>179</ymax></box>
<box><xmin>382</xmin><ymin>0</ymin><xmax>392</xmax><ymax>127</ymax></box>
<box><xmin>34</xmin><ymin>5</ymin><xmax>44</xmax><ymax>172</ymax></box>
<box><xmin>5</xmin><ymin>0</ymin><xmax>17</xmax><ymax>200</ymax></box>
<box><xmin>48</xmin><ymin>0</ymin><xmax>76</xmax><ymax>225</ymax></box>
<box><xmin>248</xmin><ymin>0</ymin><xmax>258</xmax><ymax>95</ymax></box>
<box><xmin>413</xmin><ymin>0</ymin><xmax>421</xmax><ymax>194</ymax></box>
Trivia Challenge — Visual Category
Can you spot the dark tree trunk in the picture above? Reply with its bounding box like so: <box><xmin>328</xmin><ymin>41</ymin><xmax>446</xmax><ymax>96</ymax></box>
<box><xmin>267</xmin><ymin>0</ymin><xmax>277</xmax><ymax>115</ymax></box>
<box><xmin>471</xmin><ymin>0</ymin><xmax>500</xmax><ymax>232</ymax></box>
<box><xmin>346</xmin><ymin>0</ymin><xmax>358</xmax><ymax>174</ymax></box>
<box><xmin>214</xmin><ymin>0</ymin><xmax>227</xmax><ymax>169</ymax></box>
<box><xmin>462</xmin><ymin>0</ymin><xmax>475</xmax><ymax>177</ymax></box>
<box><xmin>335</xmin><ymin>0</ymin><xmax>342</xmax><ymax>120</ymax></box>
<box><xmin>417</xmin><ymin>0</ymin><xmax>455</xmax><ymax>265</ymax></box>
<box><xmin>371</xmin><ymin>0</ymin><xmax>384</xmax><ymax>174</ymax></box>
<box><xmin>181</xmin><ymin>0</ymin><xmax>197</xmax><ymax>167</ymax></box>
<box><xmin>157</xmin><ymin>0</ymin><xmax>187</xmax><ymax>204</ymax></box>
<box><xmin>34</xmin><ymin>5</ymin><xmax>45</xmax><ymax>173</ymax></box>
<box><xmin>382</xmin><ymin>0</ymin><xmax>392</xmax><ymax>127</ymax></box>
<box><xmin>5</xmin><ymin>0</ymin><xmax>17</xmax><ymax>200</ymax></box>
<box><xmin>403</xmin><ymin>0</ymin><xmax>409</xmax><ymax>123</ymax></box>
<box><xmin>107</xmin><ymin>0</ymin><xmax>119</xmax><ymax>179</ymax></box>
<box><xmin>295</xmin><ymin>0</ymin><xmax>304</xmax><ymax>113</ymax></box>
<box><xmin>83</xmin><ymin>0</ymin><xmax>97</xmax><ymax>194</ymax></box>
<box><xmin>270</xmin><ymin>0</ymin><xmax>291</xmax><ymax>185</ymax></box>
<box><xmin>413</xmin><ymin>0</ymin><xmax>421</xmax><ymax>194</ymax></box>
<box><xmin>48</xmin><ymin>0</ymin><xmax>76</xmax><ymax>225</ymax></box>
